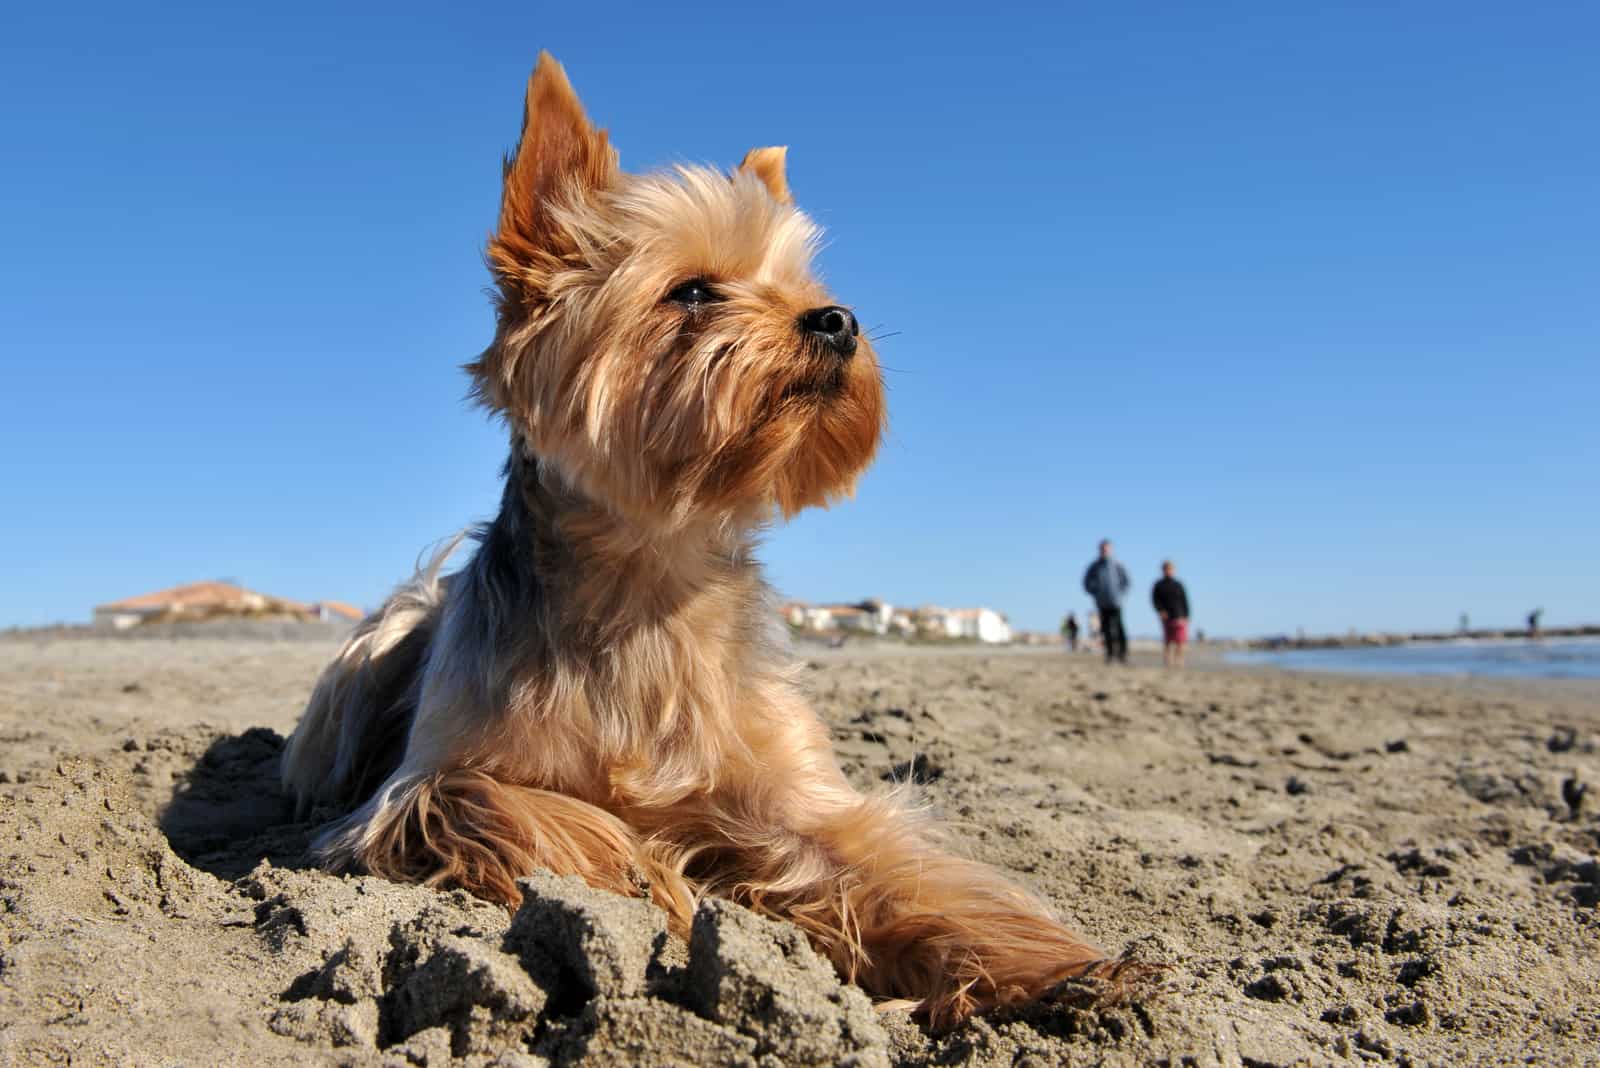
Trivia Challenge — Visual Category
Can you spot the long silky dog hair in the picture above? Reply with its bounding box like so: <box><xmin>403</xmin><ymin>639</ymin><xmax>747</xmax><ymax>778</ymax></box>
<box><xmin>282</xmin><ymin>53</ymin><xmax>1138</xmax><ymax>1029</ymax></box>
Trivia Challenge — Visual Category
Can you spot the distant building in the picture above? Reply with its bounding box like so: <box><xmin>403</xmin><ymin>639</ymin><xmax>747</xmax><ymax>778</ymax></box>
<box><xmin>93</xmin><ymin>581</ymin><xmax>308</xmax><ymax>629</ymax></box>
<box><xmin>784</xmin><ymin>598</ymin><xmax>892</xmax><ymax>635</ymax></box>
<box><xmin>315</xmin><ymin>601</ymin><xmax>366</xmax><ymax>623</ymax></box>
<box><xmin>779</xmin><ymin>597</ymin><xmax>1011</xmax><ymax>644</ymax></box>
<box><xmin>92</xmin><ymin>582</ymin><xmax>362</xmax><ymax>629</ymax></box>
<box><xmin>821</xmin><ymin>604</ymin><xmax>878</xmax><ymax>633</ymax></box>
<box><xmin>913</xmin><ymin>605</ymin><xmax>956</xmax><ymax>639</ymax></box>
<box><xmin>784</xmin><ymin>603</ymin><xmax>835</xmax><ymax>631</ymax></box>
<box><xmin>910</xmin><ymin>605</ymin><xmax>1012</xmax><ymax>643</ymax></box>
<box><xmin>856</xmin><ymin>598</ymin><xmax>894</xmax><ymax>633</ymax></box>
<box><xmin>946</xmin><ymin>607</ymin><xmax>1012</xmax><ymax>643</ymax></box>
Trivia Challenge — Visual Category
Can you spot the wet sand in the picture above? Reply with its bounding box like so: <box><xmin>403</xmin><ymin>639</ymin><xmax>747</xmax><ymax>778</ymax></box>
<box><xmin>1</xmin><ymin>636</ymin><xmax>1596</xmax><ymax>1065</ymax></box>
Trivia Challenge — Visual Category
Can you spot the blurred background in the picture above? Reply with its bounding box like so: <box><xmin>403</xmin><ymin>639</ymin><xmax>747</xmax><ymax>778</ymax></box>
<box><xmin>3</xmin><ymin>0</ymin><xmax>1596</xmax><ymax>638</ymax></box>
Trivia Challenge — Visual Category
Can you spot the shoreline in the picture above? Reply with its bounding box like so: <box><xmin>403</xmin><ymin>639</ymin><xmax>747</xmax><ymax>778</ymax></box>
<box><xmin>801</xmin><ymin>639</ymin><xmax>1600</xmax><ymax>704</ymax></box>
<box><xmin>1239</xmin><ymin>624</ymin><xmax>1600</xmax><ymax>651</ymax></box>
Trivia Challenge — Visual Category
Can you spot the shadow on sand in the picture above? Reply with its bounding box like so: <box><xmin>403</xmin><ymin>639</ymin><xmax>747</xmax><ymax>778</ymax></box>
<box><xmin>159</xmin><ymin>727</ymin><xmax>322</xmax><ymax>880</ymax></box>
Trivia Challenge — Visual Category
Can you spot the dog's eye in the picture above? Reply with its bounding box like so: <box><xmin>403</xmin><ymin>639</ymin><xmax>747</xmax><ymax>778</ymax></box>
<box><xmin>666</xmin><ymin>278</ymin><xmax>719</xmax><ymax>307</ymax></box>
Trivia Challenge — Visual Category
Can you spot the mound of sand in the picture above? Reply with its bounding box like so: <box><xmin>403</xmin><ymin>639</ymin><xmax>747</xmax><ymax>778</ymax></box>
<box><xmin>0</xmin><ymin>736</ymin><xmax>894</xmax><ymax>1067</ymax></box>
<box><xmin>1</xmin><ymin>638</ymin><xmax>1597</xmax><ymax>1065</ymax></box>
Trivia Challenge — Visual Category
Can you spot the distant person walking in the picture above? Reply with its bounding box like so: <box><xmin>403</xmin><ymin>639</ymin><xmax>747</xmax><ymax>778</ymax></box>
<box><xmin>1083</xmin><ymin>539</ymin><xmax>1130</xmax><ymax>664</ymax></box>
<box><xmin>1528</xmin><ymin>608</ymin><xmax>1543</xmax><ymax>638</ymax></box>
<box><xmin>1061</xmin><ymin>613</ymin><xmax>1080</xmax><ymax>652</ymax></box>
<box><xmin>1152</xmin><ymin>560</ymin><xmax>1191</xmax><ymax>669</ymax></box>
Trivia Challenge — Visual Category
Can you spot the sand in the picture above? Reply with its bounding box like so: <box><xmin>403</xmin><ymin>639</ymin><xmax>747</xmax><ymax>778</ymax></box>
<box><xmin>1</xmin><ymin>634</ymin><xmax>1596</xmax><ymax>1066</ymax></box>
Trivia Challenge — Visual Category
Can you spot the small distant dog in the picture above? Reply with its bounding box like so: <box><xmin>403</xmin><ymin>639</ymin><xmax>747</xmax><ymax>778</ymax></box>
<box><xmin>283</xmin><ymin>54</ymin><xmax>1136</xmax><ymax>1028</ymax></box>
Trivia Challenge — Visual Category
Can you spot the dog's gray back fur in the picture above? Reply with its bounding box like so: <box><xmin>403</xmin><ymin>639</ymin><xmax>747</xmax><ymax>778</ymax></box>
<box><xmin>281</xmin><ymin>446</ymin><xmax>559</xmax><ymax>817</ymax></box>
<box><xmin>280</xmin><ymin>540</ymin><xmax>454</xmax><ymax>815</ymax></box>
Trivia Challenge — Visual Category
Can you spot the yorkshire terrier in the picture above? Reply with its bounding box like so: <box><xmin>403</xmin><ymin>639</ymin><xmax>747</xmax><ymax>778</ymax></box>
<box><xmin>282</xmin><ymin>53</ymin><xmax>1135</xmax><ymax>1029</ymax></box>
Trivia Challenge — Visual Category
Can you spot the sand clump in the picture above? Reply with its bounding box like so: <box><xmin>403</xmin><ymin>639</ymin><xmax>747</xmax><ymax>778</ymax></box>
<box><xmin>1</xmin><ymin>636</ymin><xmax>1598</xmax><ymax>1064</ymax></box>
<box><xmin>0</xmin><ymin>748</ymin><xmax>894</xmax><ymax>1067</ymax></box>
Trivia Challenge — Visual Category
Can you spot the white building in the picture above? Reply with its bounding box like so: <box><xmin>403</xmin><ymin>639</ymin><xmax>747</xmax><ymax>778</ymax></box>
<box><xmin>913</xmin><ymin>605</ymin><xmax>1011</xmax><ymax>643</ymax></box>
<box><xmin>784</xmin><ymin>598</ymin><xmax>895</xmax><ymax>635</ymax></box>
<box><xmin>781</xmin><ymin>598</ymin><xmax>1010</xmax><ymax>643</ymax></box>
<box><xmin>824</xmin><ymin>605</ymin><xmax>879</xmax><ymax>633</ymax></box>
<box><xmin>949</xmin><ymin>608</ymin><xmax>1012</xmax><ymax>644</ymax></box>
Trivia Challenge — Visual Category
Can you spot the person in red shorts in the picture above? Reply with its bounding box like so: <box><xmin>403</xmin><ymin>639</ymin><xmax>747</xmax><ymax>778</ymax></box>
<box><xmin>1152</xmin><ymin>560</ymin><xmax>1191</xmax><ymax>669</ymax></box>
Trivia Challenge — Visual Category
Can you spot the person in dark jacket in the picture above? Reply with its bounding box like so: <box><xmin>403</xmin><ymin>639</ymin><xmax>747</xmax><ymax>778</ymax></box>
<box><xmin>1061</xmin><ymin>612</ymin><xmax>1080</xmax><ymax>652</ymax></box>
<box><xmin>1152</xmin><ymin>560</ymin><xmax>1191</xmax><ymax>669</ymax></box>
<box><xmin>1082</xmin><ymin>540</ymin><xmax>1130</xmax><ymax>663</ymax></box>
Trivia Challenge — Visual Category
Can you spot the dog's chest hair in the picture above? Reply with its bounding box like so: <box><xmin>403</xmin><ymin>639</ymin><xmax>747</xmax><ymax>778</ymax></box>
<box><xmin>409</xmin><ymin>451</ymin><xmax>779</xmax><ymax>804</ymax></box>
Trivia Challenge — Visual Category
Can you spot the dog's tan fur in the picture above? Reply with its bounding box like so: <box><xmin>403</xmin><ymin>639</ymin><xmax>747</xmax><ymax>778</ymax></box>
<box><xmin>282</xmin><ymin>53</ymin><xmax>1136</xmax><ymax>1029</ymax></box>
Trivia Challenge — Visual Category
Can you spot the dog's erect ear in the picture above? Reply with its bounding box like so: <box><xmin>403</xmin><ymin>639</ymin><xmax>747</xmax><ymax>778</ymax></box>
<box><xmin>491</xmin><ymin>53</ymin><xmax>617</xmax><ymax>291</ymax></box>
<box><xmin>738</xmin><ymin>146</ymin><xmax>791</xmax><ymax>204</ymax></box>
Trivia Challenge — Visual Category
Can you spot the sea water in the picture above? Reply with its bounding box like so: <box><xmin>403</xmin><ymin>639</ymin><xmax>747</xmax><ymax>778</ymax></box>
<box><xmin>1225</xmin><ymin>637</ymin><xmax>1600</xmax><ymax>680</ymax></box>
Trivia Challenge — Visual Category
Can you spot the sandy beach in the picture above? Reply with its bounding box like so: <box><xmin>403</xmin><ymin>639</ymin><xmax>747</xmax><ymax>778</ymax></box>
<box><xmin>1</xmin><ymin>634</ymin><xmax>1595</xmax><ymax>1066</ymax></box>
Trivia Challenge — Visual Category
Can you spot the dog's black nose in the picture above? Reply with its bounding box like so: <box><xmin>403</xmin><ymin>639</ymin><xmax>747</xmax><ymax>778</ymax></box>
<box><xmin>799</xmin><ymin>305</ymin><xmax>859</xmax><ymax>358</ymax></box>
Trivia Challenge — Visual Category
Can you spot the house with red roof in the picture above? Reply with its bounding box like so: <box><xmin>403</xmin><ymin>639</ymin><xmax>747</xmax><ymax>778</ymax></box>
<box><xmin>92</xmin><ymin>582</ymin><xmax>361</xmax><ymax>629</ymax></box>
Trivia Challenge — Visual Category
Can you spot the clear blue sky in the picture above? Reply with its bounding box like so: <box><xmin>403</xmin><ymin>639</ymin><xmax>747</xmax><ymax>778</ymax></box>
<box><xmin>3</xmin><ymin>2</ymin><xmax>1596</xmax><ymax>638</ymax></box>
